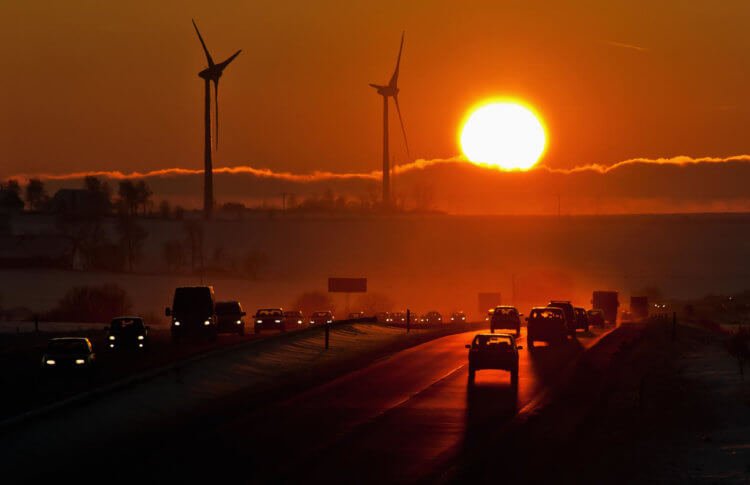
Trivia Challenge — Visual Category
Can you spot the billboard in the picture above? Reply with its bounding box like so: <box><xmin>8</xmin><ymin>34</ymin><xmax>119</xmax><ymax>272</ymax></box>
<box><xmin>328</xmin><ymin>277</ymin><xmax>367</xmax><ymax>293</ymax></box>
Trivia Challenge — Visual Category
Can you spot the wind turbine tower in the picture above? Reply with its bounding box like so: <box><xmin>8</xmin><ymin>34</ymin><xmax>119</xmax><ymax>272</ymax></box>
<box><xmin>370</xmin><ymin>33</ymin><xmax>410</xmax><ymax>207</ymax></box>
<box><xmin>192</xmin><ymin>19</ymin><xmax>241</xmax><ymax>219</ymax></box>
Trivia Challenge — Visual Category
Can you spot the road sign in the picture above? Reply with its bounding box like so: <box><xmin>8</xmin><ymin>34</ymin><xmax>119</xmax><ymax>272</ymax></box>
<box><xmin>328</xmin><ymin>277</ymin><xmax>367</xmax><ymax>293</ymax></box>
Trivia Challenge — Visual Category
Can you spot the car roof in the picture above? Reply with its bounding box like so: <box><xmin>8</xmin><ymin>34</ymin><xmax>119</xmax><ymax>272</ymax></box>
<box><xmin>49</xmin><ymin>337</ymin><xmax>90</xmax><ymax>343</ymax></box>
<box><xmin>112</xmin><ymin>315</ymin><xmax>142</xmax><ymax>320</ymax></box>
<box><xmin>475</xmin><ymin>332</ymin><xmax>515</xmax><ymax>339</ymax></box>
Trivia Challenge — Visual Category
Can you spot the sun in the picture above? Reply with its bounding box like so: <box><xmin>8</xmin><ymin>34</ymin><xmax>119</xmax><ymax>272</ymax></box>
<box><xmin>460</xmin><ymin>101</ymin><xmax>547</xmax><ymax>171</ymax></box>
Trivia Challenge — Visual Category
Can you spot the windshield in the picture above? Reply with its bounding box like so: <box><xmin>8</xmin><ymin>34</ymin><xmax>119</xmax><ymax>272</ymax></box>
<box><xmin>284</xmin><ymin>311</ymin><xmax>302</xmax><ymax>317</ymax></box>
<box><xmin>110</xmin><ymin>318</ymin><xmax>144</xmax><ymax>331</ymax></box>
<box><xmin>258</xmin><ymin>309</ymin><xmax>283</xmax><ymax>317</ymax></box>
<box><xmin>312</xmin><ymin>312</ymin><xmax>330</xmax><ymax>318</ymax></box>
<box><xmin>216</xmin><ymin>302</ymin><xmax>241</xmax><ymax>314</ymax></box>
<box><xmin>47</xmin><ymin>340</ymin><xmax>89</xmax><ymax>354</ymax></box>
<box><xmin>473</xmin><ymin>335</ymin><xmax>513</xmax><ymax>349</ymax></box>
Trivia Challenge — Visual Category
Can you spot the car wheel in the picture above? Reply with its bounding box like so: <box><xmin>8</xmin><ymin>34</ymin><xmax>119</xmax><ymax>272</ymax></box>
<box><xmin>239</xmin><ymin>326</ymin><xmax>245</xmax><ymax>336</ymax></box>
<box><xmin>584</xmin><ymin>324</ymin><xmax>589</xmax><ymax>332</ymax></box>
<box><xmin>254</xmin><ymin>325</ymin><xmax>260</xmax><ymax>335</ymax></box>
<box><xmin>280</xmin><ymin>324</ymin><xmax>286</xmax><ymax>334</ymax></box>
<box><xmin>468</xmin><ymin>368</ymin><xmax>475</xmax><ymax>382</ymax></box>
<box><xmin>510</xmin><ymin>369</ymin><xmax>519</xmax><ymax>388</ymax></box>
<box><xmin>516</xmin><ymin>326</ymin><xmax>521</xmax><ymax>338</ymax></box>
<box><xmin>527</xmin><ymin>337</ymin><xmax>534</xmax><ymax>349</ymax></box>
<box><xmin>171</xmin><ymin>333</ymin><xmax>180</xmax><ymax>344</ymax></box>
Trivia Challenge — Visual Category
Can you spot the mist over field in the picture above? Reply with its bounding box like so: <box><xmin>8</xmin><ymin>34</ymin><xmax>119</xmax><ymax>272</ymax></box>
<box><xmin>5</xmin><ymin>212</ymin><xmax>749</xmax><ymax>321</ymax></box>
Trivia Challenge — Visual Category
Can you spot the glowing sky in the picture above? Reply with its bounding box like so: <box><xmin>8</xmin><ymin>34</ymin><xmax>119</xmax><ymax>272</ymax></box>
<box><xmin>2</xmin><ymin>0</ymin><xmax>750</xmax><ymax>178</ymax></box>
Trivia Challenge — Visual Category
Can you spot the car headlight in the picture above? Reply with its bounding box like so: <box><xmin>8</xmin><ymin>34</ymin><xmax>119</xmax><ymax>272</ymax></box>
<box><xmin>109</xmin><ymin>344</ymin><xmax>114</xmax><ymax>348</ymax></box>
<box><xmin>75</xmin><ymin>359</ymin><xmax>85</xmax><ymax>365</ymax></box>
<box><xmin>236</xmin><ymin>320</ymin><xmax>242</xmax><ymax>324</ymax></box>
<box><xmin>137</xmin><ymin>335</ymin><xmax>145</xmax><ymax>340</ymax></box>
<box><xmin>275</xmin><ymin>319</ymin><xmax>281</xmax><ymax>323</ymax></box>
<box><xmin>45</xmin><ymin>359</ymin><xmax>56</xmax><ymax>365</ymax></box>
<box><xmin>204</xmin><ymin>320</ymin><xmax>211</xmax><ymax>326</ymax></box>
<box><xmin>108</xmin><ymin>335</ymin><xmax>116</xmax><ymax>340</ymax></box>
<box><xmin>327</xmin><ymin>320</ymin><xmax>332</xmax><ymax>324</ymax></box>
<box><xmin>257</xmin><ymin>320</ymin><xmax>263</xmax><ymax>324</ymax></box>
<box><xmin>298</xmin><ymin>320</ymin><xmax>302</xmax><ymax>324</ymax></box>
<box><xmin>174</xmin><ymin>321</ymin><xmax>181</xmax><ymax>326</ymax></box>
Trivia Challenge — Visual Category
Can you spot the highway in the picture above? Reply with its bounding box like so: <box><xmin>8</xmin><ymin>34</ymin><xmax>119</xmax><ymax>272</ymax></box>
<box><xmin>1</xmin><ymin>325</ymin><xmax>612</xmax><ymax>483</ymax></box>
<box><xmin>148</xmin><ymin>326</ymin><xmax>612</xmax><ymax>483</ymax></box>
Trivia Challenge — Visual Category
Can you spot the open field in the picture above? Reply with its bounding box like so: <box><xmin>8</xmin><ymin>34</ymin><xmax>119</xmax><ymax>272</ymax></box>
<box><xmin>4</xmin><ymin>212</ymin><xmax>750</xmax><ymax>322</ymax></box>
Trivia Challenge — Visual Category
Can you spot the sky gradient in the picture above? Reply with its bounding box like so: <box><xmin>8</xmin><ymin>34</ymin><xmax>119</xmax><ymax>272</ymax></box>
<box><xmin>2</xmin><ymin>0</ymin><xmax>750</xmax><ymax>181</ymax></box>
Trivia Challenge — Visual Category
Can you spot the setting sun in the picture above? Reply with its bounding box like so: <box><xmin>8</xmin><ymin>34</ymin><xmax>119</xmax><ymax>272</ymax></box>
<box><xmin>460</xmin><ymin>101</ymin><xmax>547</xmax><ymax>171</ymax></box>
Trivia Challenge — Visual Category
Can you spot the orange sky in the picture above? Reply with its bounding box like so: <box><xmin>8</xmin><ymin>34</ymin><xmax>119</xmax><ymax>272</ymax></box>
<box><xmin>2</xmin><ymin>0</ymin><xmax>750</xmax><ymax>178</ymax></box>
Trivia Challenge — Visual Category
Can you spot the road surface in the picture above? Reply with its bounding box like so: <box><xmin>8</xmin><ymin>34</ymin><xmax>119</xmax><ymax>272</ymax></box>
<box><xmin>146</xmin><ymin>326</ymin><xmax>611</xmax><ymax>483</ymax></box>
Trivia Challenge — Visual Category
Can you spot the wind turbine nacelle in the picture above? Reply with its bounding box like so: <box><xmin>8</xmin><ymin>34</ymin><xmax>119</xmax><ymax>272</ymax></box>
<box><xmin>198</xmin><ymin>67</ymin><xmax>223</xmax><ymax>81</ymax></box>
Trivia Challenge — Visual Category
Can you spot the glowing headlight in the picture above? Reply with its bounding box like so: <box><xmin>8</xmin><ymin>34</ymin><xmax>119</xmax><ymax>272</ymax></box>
<box><xmin>174</xmin><ymin>321</ymin><xmax>181</xmax><ymax>326</ymax></box>
<box><xmin>257</xmin><ymin>320</ymin><xmax>263</xmax><ymax>324</ymax></box>
<box><xmin>137</xmin><ymin>335</ymin><xmax>145</xmax><ymax>340</ymax></box>
<box><xmin>204</xmin><ymin>320</ymin><xmax>211</xmax><ymax>326</ymax></box>
<box><xmin>327</xmin><ymin>320</ymin><xmax>332</xmax><ymax>324</ymax></box>
<box><xmin>297</xmin><ymin>320</ymin><xmax>302</xmax><ymax>324</ymax></box>
<box><xmin>138</xmin><ymin>343</ymin><xmax>143</xmax><ymax>348</ymax></box>
<box><xmin>75</xmin><ymin>359</ymin><xmax>85</xmax><ymax>365</ymax></box>
<box><xmin>109</xmin><ymin>344</ymin><xmax>114</xmax><ymax>348</ymax></box>
<box><xmin>236</xmin><ymin>320</ymin><xmax>242</xmax><ymax>324</ymax></box>
<box><xmin>108</xmin><ymin>335</ymin><xmax>116</xmax><ymax>340</ymax></box>
<box><xmin>310</xmin><ymin>321</ymin><xmax>314</xmax><ymax>324</ymax></box>
<box><xmin>275</xmin><ymin>319</ymin><xmax>281</xmax><ymax>323</ymax></box>
<box><xmin>45</xmin><ymin>359</ymin><xmax>56</xmax><ymax>365</ymax></box>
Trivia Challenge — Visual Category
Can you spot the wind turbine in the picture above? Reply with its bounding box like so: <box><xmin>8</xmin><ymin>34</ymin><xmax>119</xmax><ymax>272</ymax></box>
<box><xmin>370</xmin><ymin>32</ymin><xmax>410</xmax><ymax>207</ymax></box>
<box><xmin>192</xmin><ymin>19</ymin><xmax>241</xmax><ymax>219</ymax></box>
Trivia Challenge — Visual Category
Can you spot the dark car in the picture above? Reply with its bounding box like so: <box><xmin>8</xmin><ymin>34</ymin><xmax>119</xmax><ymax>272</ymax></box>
<box><xmin>310</xmin><ymin>311</ymin><xmax>334</xmax><ymax>325</ymax></box>
<box><xmin>347</xmin><ymin>311</ymin><xmax>365</xmax><ymax>320</ymax></box>
<box><xmin>466</xmin><ymin>333</ymin><xmax>521</xmax><ymax>386</ymax></box>
<box><xmin>526</xmin><ymin>307</ymin><xmax>568</xmax><ymax>348</ymax></box>
<box><xmin>547</xmin><ymin>300</ymin><xmax>578</xmax><ymax>335</ymax></box>
<box><xmin>215</xmin><ymin>301</ymin><xmax>246</xmax><ymax>335</ymax></box>
<box><xmin>391</xmin><ymin>312</ymin><xmax>407</xmax><ymax>324</ymax></box>
<box><xmin>284</xmin><ymin>310</ymin><xmax>305</xmax><ymax>326</ymax></box>
<box><xmin>41</xmin><ymin>338</ymin><xmax>96</xmax><ymax>372</ymax></box>
<box><xmin>375</xmin><ymin>312</ymin><xmax>391</xmax><ymax>324</ymax></box>
<box><xmin>573</xmin><ymin>307</ymin><xmax>590</xmax><ymax>332</ymax></box>
<box><xmin>166</xmin><ymin>286</ymin><xmax>217</xmax><ymax>342</ymax></box>
<box><xmin>422</xmin><ymin>311</ymin><xmax>443</xmax><ymax>325</ymax></box>
<box><xmin>587</xmin><ymin>309</ymin><xmax>605</xmax><ymax>327</ymax></box>
<box><xmin>106</xmin><ymin>316</ymin><xmax>149</xmax><ymax>350</ymax></box>
<box><xmin>490</xmin><ymin>306</ymin><xmax>521</xmax><ymax>337</ymax></box>
<box><xmin>255</xmin><ymin>308</ymin><xmax>285</xmax><ymax>334</ymax></box>
<box><xmin>450</xmin><ymin>311</ymin><xmax>467</xmax><ymax>323</ymax></box>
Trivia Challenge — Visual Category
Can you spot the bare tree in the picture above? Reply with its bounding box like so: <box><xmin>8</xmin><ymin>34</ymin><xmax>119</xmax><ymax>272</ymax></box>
<box><xmin>116</xmin><ymin>215</ymin><xmax>148</xmax><ymax>272</ymax></box>
<box><xmin>183</xmin><ymin>220</ymin><xmax>204</xmax><ymax>273</ymax></box>
<box><xmin>118</xmin><ymin>181</ymin><xmax>139</xmax><ymax>216</ymax></box>
<box><xmin>25</xmin><ymin>179</ymin><xmax>48</xmax><ymax>211</ymax></box>
<box><xmin>159</xmin><ymin>200</ymin><xmax>171</xmax><ymax>219</ymax></box>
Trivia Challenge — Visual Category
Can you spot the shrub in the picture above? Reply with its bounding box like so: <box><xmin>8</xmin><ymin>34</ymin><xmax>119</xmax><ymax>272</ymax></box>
<box><xmin>45</xmin><ymin>284</ymin><xmax>133</xmax><ymax>323</ymax></box>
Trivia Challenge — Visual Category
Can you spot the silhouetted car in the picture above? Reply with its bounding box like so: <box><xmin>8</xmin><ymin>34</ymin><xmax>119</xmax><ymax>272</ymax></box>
<box><xmin>41</xmin><ymin>338</ymin><xmax>96</xmax><ymax>372</ymax></box>
<box><xmin>466</xmin><ymin>333</ymin><xmax>521</xmax><ymax>386</ymax></box>
<box><xmin>310</xmin><ymin>311</ymin><xmax>334</xmax><ymax>325</ymax></box>
<box><xmin>391</xmin><ymin>312</ymin><xmax>407</xmax><ymax>324</ymax></box>
<box><xmin>526</xmin><ymin>307</ymin><xmax>567</xmax><ymax>348</ymax></box>
<box><xmin>284</xmin><ymin>310</ymin><xmax>305</xmax><ymax>326</ymax></box>
<box><xmin>547</xmin><ymin>300</ymin><xmax>578</xmax><ymax>335</ymax></box>
<box><xmin>587</xmin><ymin>309</ymin><xmax>605</xmax><ymax>327</ymax></box>
<box><xmin>106</xmin><ymin>316</ymin><xmax>149</xmax><ymax>350</ymax></box>
<box><xmin>347</xmin><ymin>311</ymin><xmax>365</xmax><ymax>320</ymax></box>
<box><xmin>255</xmin><ymin>308</ymin><xmax>285</xmax><ymax>333</ymax></box>
<box><xmin>422</xmin><ymin>311</ymin><xmax>443</xmax><ymax>325</ymax></box>
<box><xmin>450</xmin><ymin>311</ymin><xmax>467</xmax><ymax>323</ymax></box>
<box><xmin>490</xmin><ymin>306</ymin><xmax>521</xmax><ymax>337</ymax></box>
<box><xmin>166</xmin><ymin>286</ymin><xmax>217</xmax><ymax>342</ymax></box>
<box><xmin>375</xmin><ymin>312</ymin><xmax>391</xmax><ymax>323</ymax></box>
<box><xmin>573</xmin><ymin>307</ymin><xmax>590</xmax><ymax>332</ymax></box>
<box><xmin>215</xmin><ymin>301</ymin><xmax>246</xmax><ymax>335</ymax></box>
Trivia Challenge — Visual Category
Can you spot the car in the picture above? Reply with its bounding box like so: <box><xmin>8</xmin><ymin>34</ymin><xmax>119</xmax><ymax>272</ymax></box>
<box><xmin>526</xmin><ymin>307</ymin><xmax>568</xmax><ymax>348</ymax></box>
<box><xmin>215</xmin><ymin>301</ymin><xmax>246</xmax><ymax>335</ymax></box>
<box><xmin>375</xmin><ymin>312</ymin><xmax>391</xmax><ymax>323</ymax></box>
<box><xmin>422</xmin><ymin>311</ymin><xmax>443</xmax><ymax>325</ymax></box>
<box><xmin>547</xmin><ymin>300</ymin><xmax>578</xmax><ymax>335</ymax></box>
<box><xmin>466</xmin><ymin>333</ymin><xmax>521</xmax><ymax>386</ymax></box>
<box><xmin>106</xmin><ymin>316</ymin><xmax>149</xmax><ymax>350</ymax></box>
<box><xmin>284</xmin><ymin>310</ymin><xmax>305</xmax><ymax>326</ymax></box>
<box><xmin>389</xmin><ymin>311</ymin><xmax>407</xmax><ymax>324</ymax></box>
<box><xmin>41</xmin><ymin>337</ymin><xmax>96</xmax><ymax>372</ymax></box>
<box><xmin>166</xmin><ymin>286</ymin><xmax>218</xmax><ymax>342</ymax></box>
<box><xmin>450</xmin><ymin>311</ymin><xmax>467</xmax><ymax>323</ymax></box>
<box><xmin>573</xmin><ymin>307</ymin><xmax>590</xmax><ymax>332</ymax></box>
<box><xmin>587</xmin><ymin>309</ymin><xmax>605</xmax><ymax>327</ymax></box>
<box><xmin>347</xmin><ymin>311</ymin><xmax>365</xmax><ymax>320</ymax></box>
<box><xmin>310</xmin><ymin>311</ymin><xmax>334</xmax><ymax>325</ymax></box>
<box><xmin>490</xmin><ymin>306</ymin><xmax>521</xmax><ymax>337</ymax></box>
<box><xmin>255</xmin><ymin>308</ymin><xmax>285</xmax><ymax>334</ymax></box>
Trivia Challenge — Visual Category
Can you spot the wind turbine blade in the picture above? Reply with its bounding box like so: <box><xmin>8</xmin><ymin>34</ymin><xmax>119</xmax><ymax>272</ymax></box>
<box><xmin>217</xmin><ymin>49</ymin><xmax>242</xmax><ymax>70</ymax></box>
<box><xmin>213</xmin><ymin>79</ymin><xmax>220</xmax><ymax>149</ymax></box>
<box><xmin>393</xmin><ymin>95</ymin><xmax>410</xmax><ymax>159</ymax></box>
<box><xmin>192</xmin><ymin>19</ymin><xmax>215</xmax><ymax>66</ymax></box>
<box><xmin>388</xmin><ymin>32</ymin><xmax>405</xmax><ymax>88</ymax></box>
